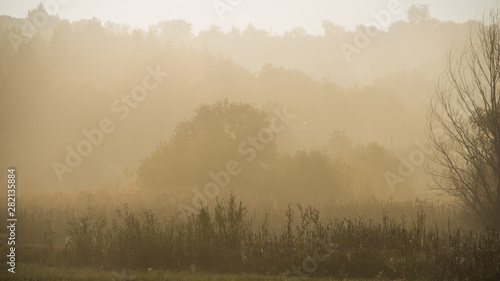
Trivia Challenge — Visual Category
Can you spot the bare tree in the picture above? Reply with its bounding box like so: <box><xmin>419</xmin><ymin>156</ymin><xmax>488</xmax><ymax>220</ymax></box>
<box><xmin>428</xmin><ymin>9</ymin><xmax>500</xmax><ymax>229</ymax></box>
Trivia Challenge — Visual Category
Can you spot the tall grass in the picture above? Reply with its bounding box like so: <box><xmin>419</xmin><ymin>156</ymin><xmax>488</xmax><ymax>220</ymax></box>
<box><xmin>1</xmin><ymin>189</ymin><xmax>498</xmax><ymax>280</ymax></box>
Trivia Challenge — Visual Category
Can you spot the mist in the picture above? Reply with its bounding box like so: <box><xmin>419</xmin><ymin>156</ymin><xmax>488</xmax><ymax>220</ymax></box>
<box><xmin>0</xmin><ymin>1</ymin><xmax>499</xmax><ymax>280</ymax></box>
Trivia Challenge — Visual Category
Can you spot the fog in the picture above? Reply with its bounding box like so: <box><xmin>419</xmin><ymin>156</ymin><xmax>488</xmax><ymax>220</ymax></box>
<box><xmin>0</xmin><ymin>4</ymin><xmax>470</xmax><ymax>194</ymax></box>
<box><xmin>2</xmin><ymin>2</ymin><xmax>500</xmax><ymax>280</ymax></box>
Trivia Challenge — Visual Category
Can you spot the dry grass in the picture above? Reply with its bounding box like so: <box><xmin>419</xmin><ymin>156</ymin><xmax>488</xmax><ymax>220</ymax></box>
<box><xmin>0</xmin><ymin>187</ymin><xmax>498</xmax><ymax>280</ymax></box>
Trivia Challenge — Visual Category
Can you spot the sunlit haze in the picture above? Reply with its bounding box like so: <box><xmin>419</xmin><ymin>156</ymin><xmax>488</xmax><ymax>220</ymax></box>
<box><xmin>0</xmin><ymin>0</ymin><xmax>497</xmax><ymax>34</ymax></box>
<box><xmin>1</xmin><ymin>0</ymin><xmax>499</xmax><ymax>280</ymax></box>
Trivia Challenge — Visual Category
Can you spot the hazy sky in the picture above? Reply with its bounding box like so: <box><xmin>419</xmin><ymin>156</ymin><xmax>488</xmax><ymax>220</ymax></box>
<box><xmin>0</xmin><ymin>0</ymin><xmax>497</xmax><ymax>35</ymax></box>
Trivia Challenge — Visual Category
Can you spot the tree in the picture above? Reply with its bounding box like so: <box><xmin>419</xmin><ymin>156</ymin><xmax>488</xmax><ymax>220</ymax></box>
<box><xmin>137</xmin><ymin>99</ymin><xmax>275</xmax><ymax>188</ymax></box>
<box><xmin>284</xmin><ymin>27</ymin><xmax>308</xmax><ymax>39</ymax></box>
<box><xmin>407</xmin><ymin>4</ymin><xmax>430</xmax><ymax>25</ymax></box>
<box><xmin>322</xmin><ymin>20</ymin><xmax>345</xmax><ymax>38</ymax></box>
<box><xmin>261</xmin><ymin>149</ymin><xmax>352</xmax><ymax>200</ymax></box>
<box><xmin>154</xmin><ymin>19</ymin><xmax>193</xmax><ymax>44</ymax></box>
<box><xmin>326</xmin><ymin>128</ymin><xmax>353</xmax><ymax>159</ymax></box>
<box><xmin>428</xmin><ymin>10</ymin><xmax>500</xmax><ymax>229</ymax></box>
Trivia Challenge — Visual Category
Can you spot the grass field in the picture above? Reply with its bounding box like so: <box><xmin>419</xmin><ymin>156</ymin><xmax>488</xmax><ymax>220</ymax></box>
<box><xmin>1</xmin><ymin>189</ymin><xmax>498</xmax><ymax>280</ymax></box>
<box><xmin>0</xmin><ymin>264</ymin><xmax>389</xmax><ymax>281</ymax></box>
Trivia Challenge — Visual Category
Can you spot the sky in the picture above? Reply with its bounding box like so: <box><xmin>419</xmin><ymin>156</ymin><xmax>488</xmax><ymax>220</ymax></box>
<box><xmin>0</xmin><ymin>0</ymin><xmax>497</xmax><ymax>35</ymax></box>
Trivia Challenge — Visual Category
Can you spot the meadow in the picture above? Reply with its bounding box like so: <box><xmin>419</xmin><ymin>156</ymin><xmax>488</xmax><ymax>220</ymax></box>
<box><xmin>2</xmin><ymin>3</ymin><xmax>500</xmax><ymax>281</ymax></box>
<box><xmin>1</xmin><ymin>187</ymin><xmax>499</xmax><ymax>280</ymax></box>
<box><xmin>0</xmin><ymin>264</ymin><xmax>395</xmax><ymax>281</ymax></box>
